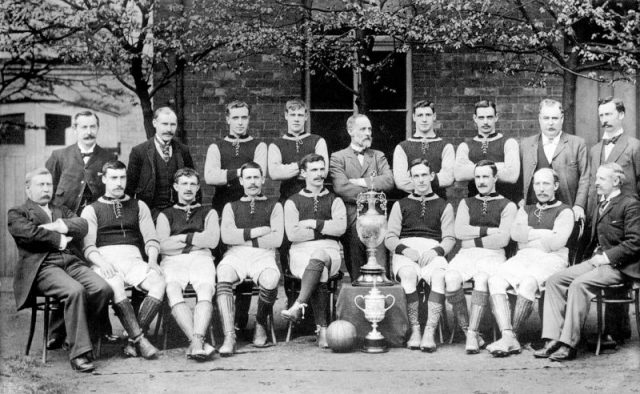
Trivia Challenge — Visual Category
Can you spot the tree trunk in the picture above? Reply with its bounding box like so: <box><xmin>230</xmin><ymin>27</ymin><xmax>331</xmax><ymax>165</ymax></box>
<box><xmin>561</xmin><ymin>52</ymin><xmax>579</xmax><ymax>135</ymax></box>
<box><xmin>131</xmin><ymin>57</ymin><xmax>155</xmax><ymax>139</ymax></box>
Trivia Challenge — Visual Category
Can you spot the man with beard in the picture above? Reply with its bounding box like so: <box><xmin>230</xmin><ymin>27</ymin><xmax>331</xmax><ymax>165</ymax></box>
<box><xmin>329</xmin><ymin>114</ymin><xmax>394</xmax><ymax>281</ymax></box>
<box><xmin>8</xmin><ymin>168</ymin><xmax>112</xmax><ymax>372</ymax></box>
<box><xmin>126</xmin><ymin>107</ymin><xmax>195</xmax><ymax>220</ymax></box>
<box><xmin>82</xmin><ymin>160</ymin><xmax>166</xmax><ymax>359</ymax></box>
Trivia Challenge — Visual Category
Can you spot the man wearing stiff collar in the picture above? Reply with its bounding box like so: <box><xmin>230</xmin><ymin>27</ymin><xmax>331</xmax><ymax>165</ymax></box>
<box><xmin>519</xmin><ymin>99</ymin><xmax>589</xmax><ymax>222</ymax></box>
<box><xmin>126</xmin><ymin>107</ymin><xmax>195</xmax><ymax>220</ymax></box>
<box><xmin>156</xmin><ymin>168</ymin><xmax>219</xmax><ymax>361</ymax></box>
<box><xmin>455</xmin><ymin>100</ymin><xmax>520</xmax><ymax>202</ymax></box>
<box><xmin>486</xmin><ymin>168</ymin><xmax>574</xmax><ymax>357</ymax></box>
<box><xmin>217</xmin><ymin>162</ymin><xmax>284</xmax><ymax>356</ymax></box>
<box><xmin>393</xmin><ymin>100</ymin><xmax>455</xmax><ymax>199</ymax></box>
<box><xmin>268</xmin><ymin>99</ymin><xmax>329</xmax><ymax>299</ymax></box>
<box><xmin>281</xmin><ymin>154</ymin><xmax>347</xmax><ymax>348</ymax></box>
<box><xmin>82</xmin><ymin>160</ymin><xmax>166</xmax><ymax>360</ymax></box>
<box><xmin>45</xmin><ymin>110</ymin><xmax>117</xmax><ymax>350</ymax></box>
<box><xmin>205</xmin><ymin>100</ymin><xmax>268</xmax><ymax>215</ymax></box>
<box><xmin>384</xmin><ymin>158</ymin><xmax>455</xmax><ymax>351</ymax></box>
<box><xmin>444</xmin><ymin>160</ymin><xmax>517</xmax><ymax>354</ymax></box>
<box><xmin>535</xmin><ymin>163</ymin><xmax>640</xmax><ymax>361</ymax></box>
<box><xmin>587</xmin><ymin>97</ymin><xmax>640</xmax><ymax>344</ymax></box>
<box><xmin>329</xmin><ymin>114</ymin><xmax>394</xmax><ymax>281</ymax></box>
<box><xmin>8</xmin><ymin>168</ymin><xmax>112</xmax><ymax>372</ymax></box>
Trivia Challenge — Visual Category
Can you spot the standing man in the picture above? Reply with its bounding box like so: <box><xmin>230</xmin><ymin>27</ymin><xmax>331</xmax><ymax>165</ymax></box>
<box><xmin>216</xmin><ymin>162</ymin><xmax>284</xmax><ymax>356</ymax></box>
<box><xmin>126</xmin><ymin>107</ymin><xmax>195</xmax><ymax>219</ymax></box>
<box><xmin>330</xmin><ymin>114</ymin><xmax>394</xmax><ymax>281</ymax></box>
<box><xmin>82</xmin><ymin>160</ymin><xmax>166</xmax><ymax>359</ymax></box>
<box><xmin>156</xmin><ymin>168</ymin><xmax>219</xmax><ymax>361</ymax></box>
<box><xmin>535</xmin><ymin>163</ymin><xmax>640</xmax><ymax>361</ymax></box>
<box><xmin>384</xmin><ymin>158</ymin><xmax>455</xmax><ymax>351</ymax></box>
<box><xmin>519</xmin><ymin>99</ymin><xmax>589</xmax><ymax>221</ymax></box>
<box><xmin>455</xmin><ymin>100</ymin><xmax>520</xmax><ymax>202</ymax></box>
<box><xmin>45</xmin><ymin>110</ymin><xmax>117</xmax><ymax>349</ymax></box>
<box><xmin>393</xmin><ymin>100</ymin><xmax>455</xmax><ymax>198</ymax></box>
<box><xmin>486</xmin><ymin>168</ymin><xmax>574</xmax><ymax>357</ymax></box>
<box><xmin>268</xmin><ymin>99</ymin><xmax>329</xmax><ymax>289</ymax></box>
<box><xmin>8</xmin><ymin>168</ymin><xmax>112</xmax><ymax>372</ymax></box>
<box><xmin>445</xmin><ymin>160</ymin><xmax>517</xmax><ymax>354</ymax></box>
<box><xmin>587</xmin><ymin>96</ymin><xmax>640</xmax><ymax>343</ymax></box>
<box><xmin>281</xmin><ymin>154</ymin><xmax>347</xmax><ymax>348</ymax></box>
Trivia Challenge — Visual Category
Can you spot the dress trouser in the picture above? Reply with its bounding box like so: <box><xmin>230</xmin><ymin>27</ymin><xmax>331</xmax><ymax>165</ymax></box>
<box><xmin>541</xmin><ymin>261</ymin><xmax>626</xmax><ymax>348</ymax></box>
<box><xmin>34</xmin><ymin>252</ymin><xmax>113</xmax><ymax>359</ymax></box>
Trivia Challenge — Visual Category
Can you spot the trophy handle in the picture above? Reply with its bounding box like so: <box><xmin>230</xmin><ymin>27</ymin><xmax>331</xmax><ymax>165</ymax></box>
<box><xmin>384</xmin><ymin>295</ymin><xmax>395</xmax><ymax>311</ymax></box>
<box><xmin>354</xmin><ymin>295</ymin><xmax>366</xmax><ymax>312</ymax></box>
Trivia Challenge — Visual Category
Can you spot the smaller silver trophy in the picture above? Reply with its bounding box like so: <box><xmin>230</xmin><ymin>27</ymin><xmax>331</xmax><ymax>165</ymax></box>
<box><xmin>354</xmin><ymin>279</ymin><xmax>396</xmax><ymax>353</ymax></box>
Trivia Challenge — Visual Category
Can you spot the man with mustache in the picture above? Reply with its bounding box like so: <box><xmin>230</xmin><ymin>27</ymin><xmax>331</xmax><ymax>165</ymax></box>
<box><xmin>281</xmin><ymin>154</ymin><xmax>347</xmax><ymax>348</ymax></box>
<box><xmin>443</xmin><ymin>160</ymin><xmax>517</xmax><ymax>354</ymax></box>
<box><xmin>8</xmin><ymin>168</ymin><xmax>112</xmax><ymax>372</ymax></box>
<box><xmin>126</xmin><ymin>107</ymin><xmax>195</xmax><ymax>220</ymax></box>
<box><xmin>330</xmin><ymin>114</ymin><xmax>394</xmax><ymax>281</ymax></box>
<box><xmin>586</xmin><ymin>96</ymin><xmax>640</xmax><ymax>345</ymax></box>
<box><xmin>156</xmin><ymin>168</ymin><xmax>219</xmax><ymax>360</ymax></box>
<box><xmin>384</xmin><ymin>158</ymin><xmax>455</xmax><ymax>351</ymax></box>
<box><xmin>519</xmin><ymin>99</ymin><xmax>589</xmax><ymax>222</ymax></box>
<box><xmin>217</xmin><ymin>162</ymin><xmax>283</xmax><ymax>355</ymax></box>
<box><xmin>485</xmin><ymin>168</ymin><xmax>574</xmax><ymax>357</ymax></box>
<box><xmin>268</xmin><ymin>99</ymin><xmax>329</xmax><ymax>297</ymax></box>
<box><xmin>455</xmin><ymin>100</ymin><xmax>520</xmax><ymax>202</ymax></box>
<box><xmin>44</xmin><ymin>110</ymin><xmax>117</xmax><ymax>350</ymax></box>
<box><xmin>82</xmin><ymin>160</ymin><xmax>166</xmax><ymax>359</ymax></box>
<box><xmin>393</xmin><ymin>100</ymin><xmax>455</xmax><ymax>199</ymax></box>
<box><xmin>535</xmin><ymin>163</ymin><xmax>640</xmax><ymax>361</ymax></box>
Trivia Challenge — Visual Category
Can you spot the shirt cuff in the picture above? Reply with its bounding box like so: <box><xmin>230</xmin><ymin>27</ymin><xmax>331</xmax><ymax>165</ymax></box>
<box><xmin>479</xmin><ymin>227</ymin><xmax>488</xmax><ymax>237</ymax></box>
<box><xmin>227</xmin><ymin>169</ymin><xmax>238</xmax><ymax>182</ymax></box>
<box><xmin>243</xmin><ymin>228</ymin><xmax>252</xmax><ymax>241</ymax></box>
<box><xmin>431</xmin><ymin>246</ymin><xmax>445</xmax><ymax>256</ymax></box>
<box><xmin>474</xmin><ymin>238</ymin><xmax>483</xmax><ymax>248</ymax></box>
<box><xmin>395</xmin><ymin>244</ymin><xmax>409</xmax><ymax>255</ymax></box>
<box><xmin>185</xmin><ymin>233</ymin><xmax>194</xmax><ymax>246</ymax></box>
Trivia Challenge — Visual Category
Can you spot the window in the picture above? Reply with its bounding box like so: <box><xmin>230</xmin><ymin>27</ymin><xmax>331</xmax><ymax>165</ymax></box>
<box><xmin>45</xmin><ymin>113</ymin><xmax>71</xmax><ymax>145</ymax></box>
<box><xmin>0</xmin><ymin>113</ymin><xmax>26</xmax><ymax>145</ymax></box>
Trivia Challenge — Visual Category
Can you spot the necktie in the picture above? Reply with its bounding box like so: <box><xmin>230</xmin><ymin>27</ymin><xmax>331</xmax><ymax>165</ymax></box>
<box><xmin>81</xmin><ymin>152</ymin><xmax>92</xmax><ymax>159</ymax></box>
<box><xmin>598</xmin><ymin>199</ymin><xmax>610</xmax><ymax>217</ymax></box>
<box><xmin>161</xmin><ymin>144</ymin><xmax>170</xmax><ymax>162</ymax></box>
<box><xmin>603</xmin><ymin>135</ymin><xmax>620</xmax><ymax>145</ymax></box>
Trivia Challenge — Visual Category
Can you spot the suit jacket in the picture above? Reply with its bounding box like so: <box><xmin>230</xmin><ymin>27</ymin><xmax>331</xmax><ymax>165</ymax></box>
<box><xmin>45</xmin><ymin>144</ymin><xmax>116</xmax><ymax>213</ymax></box>
<box><xmin>584</xmin><ymin>193</ymin><xmax>640</xmax><ymax>279</ymax></box>
<box><xmin>519</xmin><ymin>133</ymin><xmax>589</xmax><ymax>208</ymax></box>
<box><xmin>329</xmin><ymin>147</ymin><xmax>394</xmax><ymax>225</ymax></box>
<box><xmin>7</xmin><ymin>200</ymin><xmax>89</xmax><ymax>310</ymax></box>
<box><xmin>125</xmin><ymin>137</ymin><xmax>194</xmax><ymax>208</ymax></box>
<box><xmin>587</xmin><ymin>133</ymin><xmax>640</xmax><ymax>217</ymax></box>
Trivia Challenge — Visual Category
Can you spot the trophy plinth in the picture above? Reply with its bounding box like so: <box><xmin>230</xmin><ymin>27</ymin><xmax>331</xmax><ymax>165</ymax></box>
<box><xmin>353</xmin><ymin>189</ymin><xmax>393</xmax><ymax>287</ymax></box>
<box><xmin>354</xmin><ymin>279</ymin><xmax>396</xmax><ymax>353</ymax></box>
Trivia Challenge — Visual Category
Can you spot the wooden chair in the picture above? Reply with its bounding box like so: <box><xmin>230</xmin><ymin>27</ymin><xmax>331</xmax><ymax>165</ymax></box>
<box><xmin>26</xmin><ymin>295</ymin><xmax>61</xmax><ymax>363</ymax></box>
<box><xmin>236</xmin><ymin>280</ymin><xmax>277</xmax><ymax>344</ymax></box>
<box><xmin>591</xmin><ymin>280</ymin><xmax>640</xmax><ymax>355</ymax></box>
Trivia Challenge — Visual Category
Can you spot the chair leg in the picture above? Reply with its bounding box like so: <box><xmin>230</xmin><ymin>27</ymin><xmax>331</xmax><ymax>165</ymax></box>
<box><xmin>43</xmin><ymin>297</ymin><xmax>50</xmax><ymax>364</ymax></box>
<box><xmin>286</xmin><ymin>321</ymin><xmax>293</xmax><ymax>342</ymax></box>
<box><xmin>269</xmin><ymin>312</ymin><xmax>277</xmax><ymax>345</ymax></box>
<box><xmin>634</xmin><ymin>289</ymin><xmax>640</xmax><ymax>341</ymax></box>
<box><xmin>596</xmin><ymin>292</ymin><xmax>603</xmax><ymax>356</ymax></box>
<box><xmin>448</xmin><ymin>315</ymin><xmax>457</xmax><ymax>344</ymax></box>
<box><xmin>94</xmin><ymin>336</ymin><xmax>102</xmax><ymax>359</ymax></box>
<box><xmin>26</xmin><ymin>304</ymin><xmax>37</xmax><ymax>356</ymax></box>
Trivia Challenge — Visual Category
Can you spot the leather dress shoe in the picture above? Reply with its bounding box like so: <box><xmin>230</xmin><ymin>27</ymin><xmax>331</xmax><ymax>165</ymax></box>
<box><xmin>533</xmin><ymin>340</ymin><xmax>561</xmax><ymax>358</ymax></box>
<box><xmin>70</xmin><ymin>355</ymin><xmax>95</xmax><ymax>373</ymax></box>
<box><xmin>549</xmin><ymin>344</ymin><xmax>577</xmax><ymax>362</ymax></box>
<box><xmin>46</xmin><ymin>337</ymin><xmax>68</xmax><ymax>351</ymax></box>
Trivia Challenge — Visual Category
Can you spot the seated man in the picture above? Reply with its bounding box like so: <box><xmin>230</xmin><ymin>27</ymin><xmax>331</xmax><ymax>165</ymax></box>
<box><xmin>444</xmin><ymin>160</ymin><xmax>517</xmax><ymax>354</ymax></box>
<box><xmin>535</xmin><ymin>163</ymin><xmax>640</xmax><ymax>361</ymax></box>
<box><xmin>280</xmin><ymin>154</ymin><xmax>347</xmax><ymax>348</ymax></box>
<box><xmin>486</xmin><ymin>168</ymin><xmax>574</xmax><ymax>357</ymax></box>
<box><xmin>8</xmin><ymin>168</ymin><xmax>112</xmax><ymax>372</ymax></box>
<box><xmin>82</xmin><ymin>160</ymin><xmax>166</xmax><ymax>359</ymax></box>
<box><xmin>217</xmin><ymin>162</ymin><xmax>284</xmax><ymax>356</ymax></box>
<box><xmin>156</xmin><ymin>168</ymin><xmax>219</xmax><ymax>360</ymax></box>
<box><xmin>384</xmin><ymin>158</ymin><xmax>455</xmax><ymax>351</ymax></box>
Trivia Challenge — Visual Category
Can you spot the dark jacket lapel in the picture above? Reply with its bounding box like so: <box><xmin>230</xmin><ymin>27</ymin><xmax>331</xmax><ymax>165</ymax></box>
<box><xmin>606</xmin><ymin>134</ymin><xmax>629</xmax><ymax>164</ymax></box>
<box><xmin>26</xmin><ymin>199</ymin><xmax>51</xmax><ymax>224</ymax></box>
<box><xmin>552</xmin><ymin>133</ymin><xmax>569</xmax><ymax>161</ymax></box>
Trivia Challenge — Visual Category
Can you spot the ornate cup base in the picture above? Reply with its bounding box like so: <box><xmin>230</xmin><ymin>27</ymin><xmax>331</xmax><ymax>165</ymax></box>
<box><xmin>353</xmin><ymin>267</ymin><xmax>394</xmax><ymax>287</ymax></box>
<box><xmin>361</xmin><ymin>337</ymin><xmax>389</xmax><ymax>353</ymax></box>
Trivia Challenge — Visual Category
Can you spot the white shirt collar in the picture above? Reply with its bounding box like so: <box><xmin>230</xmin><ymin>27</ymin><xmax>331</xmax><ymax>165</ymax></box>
<box><xmin>542</xmin><ymin>132</ymin><xmax>562</xmax><ymax>145</ymax></box>
<box><xmin>78</xmin><ymin>143</ymin><xmax>96</xmax><ymax>154</ymax></box>
<box><xmin>603</xmin><ymin>129</ymin><xmax>624</xmax><ymax>140</ymax></box>
<box><xmin>600</xmin><ymin>189</ymin><xmax>621</xmax><ymax>202</ymax></box>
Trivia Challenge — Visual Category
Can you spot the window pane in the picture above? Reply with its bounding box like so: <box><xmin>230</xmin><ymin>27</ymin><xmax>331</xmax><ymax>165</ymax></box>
<box><xmin>310</xmin><ymin>111</ymin><xmax>352</xmax><ymax>154</ymax></box>
<box><xmin>369</xmin><ymin>52</ymin><xmax>406</xmax><ymax>110</ymax></box>
<box><xmin>45</xmin><ymin>114</ymin><xmax>71</xmax><ymax>146</ymax></box>
<box><xmin>0</xmin><ymin>113</ymin><xmax>26</xmax><ymax>145</ymax></box>
<box><xmin>310</xmin><ymin>67</ymin><xmax>354</xmax><ymax>110</ymax></box>
<box><xmin>367</xmin><ymin>111</ymin><xmax>406</xmax><ymax>163</ymax></box>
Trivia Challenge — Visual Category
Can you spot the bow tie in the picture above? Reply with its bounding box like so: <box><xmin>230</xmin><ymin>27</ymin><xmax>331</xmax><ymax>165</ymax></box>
<box><xmin>81</xmin><ymin>152</ymin><xmax>93</xmax><ymax>158</ymax></box>
<box><xmin>603</xmin><ymin>135</ymin><xmax>621</xmax><ymax>145</ymax></box>
<box><xmin>353</xmin><ymin>148</ymin><xmax>366</xmax><ymax>156</ymax></box>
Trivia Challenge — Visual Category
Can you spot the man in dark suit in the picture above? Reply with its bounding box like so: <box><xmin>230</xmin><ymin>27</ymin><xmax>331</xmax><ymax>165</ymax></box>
<box><xmin>126</xmin><ymin>107</ymin><xmax>195</xmax><ymax>220</ymax></box>
<box><xmin>8</xmin><ymin>168</ymin><xmax>112</xmax><ymax>372</ymax></box>
<box><xmin>45</xmin><ymin>110</ymin><xmax>117</xmax><ymax>349</ymax></box>
<box><xmin>329</xmin><ymin>114</ymin><xmax>394</xmax><ymax>282</ymax></box>
<box><xmin>535</xmin><ymin>163</ymin><xmax>640</xmax><ymax>361</ymax></box>
<box><xmin>587</xmin><ymin>96</ymin><xmax>640</xmax><ymax>343</ymax></box>
<box><xmin>519</xmin><ymin>99</ymin><xmax>589</xmax><ymax>221</ymax></box>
